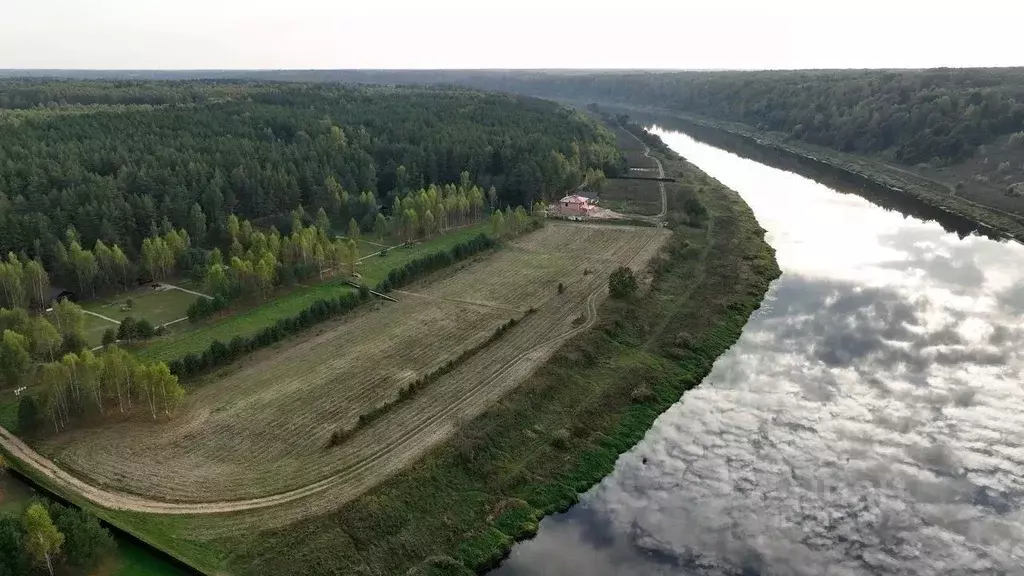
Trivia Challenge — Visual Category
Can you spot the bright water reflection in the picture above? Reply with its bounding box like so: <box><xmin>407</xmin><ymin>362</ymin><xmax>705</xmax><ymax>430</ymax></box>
<box><xmin>494</xmin><ymin>129</ymin><xmax>1024</xmax><ymax>575</ymax></box>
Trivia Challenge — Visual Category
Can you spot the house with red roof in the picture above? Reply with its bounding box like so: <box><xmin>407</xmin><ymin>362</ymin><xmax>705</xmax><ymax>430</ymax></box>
<box><xmin>554</xmin><ymin>194</ymin><xmax>597</xmax><ymax>219</ymax></box>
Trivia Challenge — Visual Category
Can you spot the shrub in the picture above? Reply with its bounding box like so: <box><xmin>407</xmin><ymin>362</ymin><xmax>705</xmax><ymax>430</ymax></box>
<box><xmin>327</xmin><ymin>428</ymin><xmax>351</xmax><ymax>447</ymax></box>
<box><xmin>187</xmin><ymin>294</ymin><xmax>229</xmax><ymax>323</ymax></box>
<box><xmin>997</xmin><ymin>161</ymin><xmax>1012</xmax><ymax>173</ymax></box>
<box><xmin>1008</xmin><ymin>131</ymin><xmax>1024</xmax><ymax>148</ymax></box>
<box><xmin>135</xmin><ymin>318</ymin><xmax>155</xmax><ymax>339</ymax></box>
<box><xmin>608</xmin><ymin>266</ymin><xmax>638</xmax><ymax>299</ymax></box>
<box><xmin>117</xmin><ymin>316</ymin><xmax>136</xmax><ymax>342</ymax></box>
<box><xmin>557</xmin><ymin>282</ymin><xmax>565</xmax><ymax>294</ymax></box>
<box><xmin>48</xmin><ymin>501</ymin><xmax>115</xmax><ymax>569</ymax></box>
<box><xmin>549</xmin><ymin>428</ymin><xmax>571</xmax><ymax>449</ymax></box>
<box><xmin>60</xmin><ymin>332</ymin><xmax>87</xmax><ymax>355</ymax></box>
<box><xmin>631</xmin><ymin>385</ymin><xmax>654</xmax><ymax>403</ymax></box>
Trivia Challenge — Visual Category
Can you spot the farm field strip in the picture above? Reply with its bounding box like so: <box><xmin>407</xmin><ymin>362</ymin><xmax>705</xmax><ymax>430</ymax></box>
<box><xmin>14</xmin><ymin>223</ymin><xmax>668</xmax><ymax>525</ymax></box>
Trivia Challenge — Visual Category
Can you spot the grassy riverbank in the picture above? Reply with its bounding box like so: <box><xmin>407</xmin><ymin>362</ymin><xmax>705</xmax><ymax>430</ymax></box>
<box><xmin>611</xmin><ymin>105</ymin><xmax>1024</xmax><ymax>242</ymax></box>
<box><xmin>202</xmin><ymin>140</ymin><xmax>779</xmax><ymax>574</ymax></box>
<box><xmin>2</xmin><ymin>141</ymin><xmax>778</xmax><ymax>575</ymax></box>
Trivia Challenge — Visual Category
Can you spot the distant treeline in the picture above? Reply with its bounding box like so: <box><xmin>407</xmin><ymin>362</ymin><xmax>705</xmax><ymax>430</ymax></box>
<box><xmin>324</xmin><ymin>68</ymin><xmax>1024</xmax><ymax>168</ymax></box>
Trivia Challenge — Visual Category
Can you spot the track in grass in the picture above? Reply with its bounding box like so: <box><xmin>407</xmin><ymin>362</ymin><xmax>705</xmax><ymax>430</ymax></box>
<box><xmin>5</xmin><ymin>222</ymin><xmax>668</xmax><ymax>525</ymax></box>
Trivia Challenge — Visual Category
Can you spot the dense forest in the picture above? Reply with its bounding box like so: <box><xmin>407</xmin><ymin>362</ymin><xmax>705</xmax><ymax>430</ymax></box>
<box><xmin>194</xmin><ymin>68</ymin><xmax>1024</xmax><ymax>169</ymax></box>
<box><xmin>0</xmin><ymin>80</ymin><xmax>621</xmax><ymax>287</ymax></box>
<box><xmin>416</xmin><ymin>69</ymin><xmax>1024</xmax><ymax>167</ymax></box>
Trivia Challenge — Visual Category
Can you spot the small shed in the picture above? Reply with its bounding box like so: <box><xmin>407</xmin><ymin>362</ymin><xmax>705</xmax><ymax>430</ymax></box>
<box><xmin>47</xmin><ymin>286</ymin><xmax>77</xmax><ymax>304</ymax></box>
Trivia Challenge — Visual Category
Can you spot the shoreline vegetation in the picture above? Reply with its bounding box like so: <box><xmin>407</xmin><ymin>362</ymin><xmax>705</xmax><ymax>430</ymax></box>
<box><xmin>2</xmin><ymin>122</ymin><xmax>780</xmax><ymax>575</ymax></box>
<box><xmin>656</xmin><ymin>112</ymin><xmax>1024</xmax><ymax>240</ymax></box>
<box><xmin>590</xmin><ymin>102</ymin><xmax>1024</xmax><ymax>242</ymax></box>
<box><xmin>206</xmin><ymin>128</ymin><xmax>780</xmax><ymax>574</ymax></box>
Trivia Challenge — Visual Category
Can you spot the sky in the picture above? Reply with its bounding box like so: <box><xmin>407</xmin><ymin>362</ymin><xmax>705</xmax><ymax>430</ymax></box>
<box><xmin>3</xmin><ymin>0</ymin><xmax>1023</xmax><ymax>70</ymax></box>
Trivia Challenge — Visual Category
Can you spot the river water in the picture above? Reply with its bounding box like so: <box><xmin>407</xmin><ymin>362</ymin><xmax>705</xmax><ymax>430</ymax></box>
<box><xmin>494</xmin><ymin>129</ymin><xmax>1024</xmax><ymax>575</ymax></box>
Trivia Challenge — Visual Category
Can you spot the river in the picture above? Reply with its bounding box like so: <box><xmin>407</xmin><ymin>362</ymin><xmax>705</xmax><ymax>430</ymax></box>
<box><xmin>494</xmin><ymin>128</ymin><xmax>1024</xmax><ymax>575</ymax></box>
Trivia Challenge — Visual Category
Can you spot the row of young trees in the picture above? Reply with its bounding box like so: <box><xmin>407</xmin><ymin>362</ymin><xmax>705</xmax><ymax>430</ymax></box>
<box><xmin>390</xmin><ymin>175</ymin><xmax>488</xmax><ymax>242</ymax></box>
<box><xmin>21</xmin><ymin>346</ymin><xmax>184</xmax><ymax>434</ymax></box>
<box><xmin>0</xmin><ymin>220</ymin><xmax>196</xmax><ymax>309</ymax></box>
<box><xmin>0</xmin><ymin>299</ymin><xmax>88</xmax><ymax>381</ymax></box>
<box><xmin>0</xmin><ymin>297</ymin><xmax>184</xmax><ymax>434</ymax></box>
<box><xmin>0</xmin><ymin>253</ymin><xmax>50</xmax><ymax>310</ymax></box>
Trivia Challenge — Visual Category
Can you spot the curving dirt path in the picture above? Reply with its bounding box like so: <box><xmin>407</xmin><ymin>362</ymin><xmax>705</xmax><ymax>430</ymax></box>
<box><xmin>620</xmin><ymin>125</ymin><xmax>668</xmax><ymax>222</ymax></box>
<box><xmin>0</xmin><ymin>283</ymin><xmax>608</xmax><ymax>516</ymax></box>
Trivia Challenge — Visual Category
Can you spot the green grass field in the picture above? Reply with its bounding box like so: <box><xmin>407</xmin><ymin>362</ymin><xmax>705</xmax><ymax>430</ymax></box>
<box><xmin>81</xmin><ymin>286</ymin><xmax>200</xmax><ymax>326</ymax></box>
<box><xmin>134</xmin><ymin>281</ymin><xmax>358</xmax><ymax>362</ymax></box>
<box><xmin>357</xmin><ymin>223</ymin><xmax>490</xmax><ymax>285</ymax></box>
<box><xmin>82</xmin><ymin>313</ymin><xmax>117</xmax><ymax>347</ymax></box>
<box><xmin>133</xmin><ymin>223</ymin><xmax>491</xmax><ymax>362</ymax></box>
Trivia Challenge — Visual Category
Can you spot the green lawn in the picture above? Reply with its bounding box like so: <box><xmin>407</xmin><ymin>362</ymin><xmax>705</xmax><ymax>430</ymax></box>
<box><xmin>81</xmin><ymin>286</ymin><xmax>200</xmax><ymax>326</ymax></box>
<box><xmin>134</xmin><ymin>223</ymin><xmax>492</xmax><ymax>363</ymax></box>
<box><xmin>357</xmin><ymin>223</ymin><xmax>491</xmax><ymax>285</ymax></box>
<box><xmin>134</xmin><ymin>281</ymin><xmax>358</xmax><ymax>362</ymax></box>
<box><xmin>82</xmin><ymin>313</ymin><xmax>118</xmax><ymax>347</ymax></box>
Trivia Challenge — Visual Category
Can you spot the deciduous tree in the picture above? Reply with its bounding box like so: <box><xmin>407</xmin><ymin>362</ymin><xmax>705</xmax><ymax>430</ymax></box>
<box><xmin>22</xmin><ymin>503</ymin><xmax>64</xmax><ymax>576</ymax></box>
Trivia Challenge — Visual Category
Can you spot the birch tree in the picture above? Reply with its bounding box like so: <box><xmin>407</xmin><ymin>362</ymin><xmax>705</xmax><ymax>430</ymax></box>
<box><xmin>23</xmin><ymin>503</ymin><xmax>63</xmax><ymax>576</ymax></box>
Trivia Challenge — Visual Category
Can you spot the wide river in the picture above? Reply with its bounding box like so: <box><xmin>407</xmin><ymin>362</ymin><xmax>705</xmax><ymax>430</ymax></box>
<box><xmin>494</xmin><ymin>128</ymin><xmax>1024</xmax><ymax>575</ymax></box>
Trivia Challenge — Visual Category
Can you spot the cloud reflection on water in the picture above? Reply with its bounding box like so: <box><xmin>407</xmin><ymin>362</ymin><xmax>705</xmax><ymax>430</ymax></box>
<box><xmin>494</xmin><ymin>130</ymin><xmax>1024</xmax><ymax>575</ymax></box>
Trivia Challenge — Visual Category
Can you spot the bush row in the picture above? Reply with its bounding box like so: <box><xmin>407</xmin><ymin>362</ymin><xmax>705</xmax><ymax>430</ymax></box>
<box><xmin>168</xmin><ymin>285</ymin><xmax>370</xmax><ymax>379</ymax></box>
<box><xmin>376</xmin><ymin>233</ymin><xmax>498</xmax><ymax>293</ymax></box>
<box><xmin>186</xmin><ymin>293</ymin><xmax>231</xmax><ymax>322</ymax></box>
<box><xmin>329</xmin><ymin>311</ymin><xmax>533</xmax><ymax>447</ymax></box>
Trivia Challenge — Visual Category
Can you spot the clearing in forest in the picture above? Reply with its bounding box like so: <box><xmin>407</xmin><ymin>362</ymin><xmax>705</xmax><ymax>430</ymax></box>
<box><xmin>133</xmin><ymin>223</ymin><xmax>490</xmax><ymax>362</ymax></box>
<box><xmin>39</xmin><ymin>222</ymin><xmax>668</xmax><ymax>524</ymax></box>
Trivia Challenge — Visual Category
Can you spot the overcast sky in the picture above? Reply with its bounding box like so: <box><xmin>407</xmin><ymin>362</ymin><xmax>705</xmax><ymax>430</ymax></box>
<box><xmin>3</xmin><ymin>0</ymin><xmax>1022</xmax><ymax>70</ymax></box>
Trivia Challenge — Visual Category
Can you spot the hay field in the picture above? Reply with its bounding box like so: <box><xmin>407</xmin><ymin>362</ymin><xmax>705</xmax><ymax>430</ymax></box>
<box><xmin>45</xmin><ymin>222</ymin><xmax>669</xmax><ymax>511</ymax></box>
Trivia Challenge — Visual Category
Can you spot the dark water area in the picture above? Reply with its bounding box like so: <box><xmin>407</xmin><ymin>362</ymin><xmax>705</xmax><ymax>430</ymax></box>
<box><xmin>493</xmin><ymin>129</ymin><xmax>1024</xmax><ymax>575</ymax></box>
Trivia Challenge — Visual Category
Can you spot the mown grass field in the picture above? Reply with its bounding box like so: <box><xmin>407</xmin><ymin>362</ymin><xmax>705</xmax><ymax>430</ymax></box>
<box><xmin>81</xmin><ymin>285</ymin><xmax>199</xmax><ymax>325</ymax></box>
<box><xmin>45</xmin><ymin>222</ymin><xmax>668</xmax><ymax>506</ymax></box>
<box><xmin>133</xmin><ymin>281</ymin><xmax>358</xmax><ymax>362</ymax></box>
<box><xmin>131</xmin><ymin>223</ymin><xmax>490</xmax><ymax>363</ymax></box>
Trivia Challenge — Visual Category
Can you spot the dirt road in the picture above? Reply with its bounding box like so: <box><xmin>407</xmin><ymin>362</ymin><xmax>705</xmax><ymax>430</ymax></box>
<box><xmin>618</xmin><ymin>123</ymin><xmax>668</xmax><ymax>222</ymax></box>
<box><xmin>0</xmin><ymin>280</ymin><xmax>608</xmax><ymax>516</ymax></box>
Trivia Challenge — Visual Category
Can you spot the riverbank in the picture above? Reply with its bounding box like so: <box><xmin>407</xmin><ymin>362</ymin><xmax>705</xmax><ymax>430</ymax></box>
<box><xmin>1</xmin><ymin>138</ymin><xmax>779</xmax><ymax>576</ymax></box>
<box><xmin>0</xmin><ymin>468</ymin><xmax>189</xmax><ymax>576</ymax></box>
<box><xmin>592</xmin><ymin>102</ymin><xmax>1024</xmax><ymax>242</ymax></box>
<box><xmin>198</xmin><ymin>138</ymin><xmax>779</xmax><ymax>574</ymax></box>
